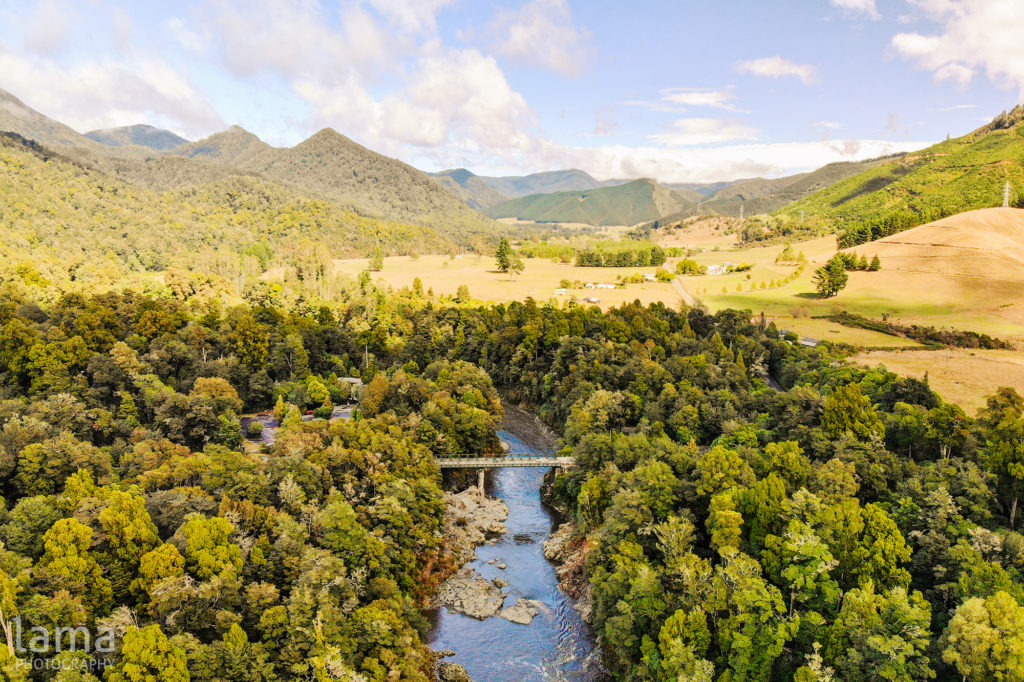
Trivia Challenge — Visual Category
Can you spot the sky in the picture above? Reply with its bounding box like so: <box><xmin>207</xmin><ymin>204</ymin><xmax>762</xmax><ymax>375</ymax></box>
<box><xmin>0</xmin><ymin>0</ymin><xmax>1022</xmax><ymax>183</ymax></box>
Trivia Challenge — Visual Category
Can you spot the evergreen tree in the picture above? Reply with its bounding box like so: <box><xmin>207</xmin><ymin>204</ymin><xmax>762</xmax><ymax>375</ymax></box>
<box><xmin>496</xmin><ymin>238</ymin><xmax>513</xmax><ymax>273</ymax></box>
<box><xmin>813</xmin><ymin>256</ymin><xmax>849</xmax><ymax>297</ymax></box>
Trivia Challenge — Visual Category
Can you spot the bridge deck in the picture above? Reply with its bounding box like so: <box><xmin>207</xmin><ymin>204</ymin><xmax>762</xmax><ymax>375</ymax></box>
<box><xmin>436</xmin><ymin>456</ymin><xmax>575</xmax><ymax>469</ymax></box>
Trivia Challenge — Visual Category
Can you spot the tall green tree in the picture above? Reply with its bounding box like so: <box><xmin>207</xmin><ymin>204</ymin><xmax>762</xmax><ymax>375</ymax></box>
<box><xmin>941</xmin><ymin>591</ymin><xmax>1024</xmax><ymax>681</ymax></box>
<box><xmin>108</xmin><ymin>625</ymin><xmax>189</xmax><ymax>682</ymax></box>
<box><xmin>495</xmin><ymin>237</ymin><xmax>513</xmax><ymax>273</ymax></box>
<box><xmin>813</xmin><ymin>256</ymin><xmax>849</xmax><ymax>298</ymax></box>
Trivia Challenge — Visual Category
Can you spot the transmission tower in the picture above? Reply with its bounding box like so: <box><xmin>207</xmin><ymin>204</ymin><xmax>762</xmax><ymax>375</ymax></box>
<box><xmin>739</xmin><ymin>203</ymin><xmax>744</xmax><ymax>220</ymax></box>
<box><xmin>1004</xmin><ymin>180</ymin><xmax>1012</xmax><ymax>208</ymax></box>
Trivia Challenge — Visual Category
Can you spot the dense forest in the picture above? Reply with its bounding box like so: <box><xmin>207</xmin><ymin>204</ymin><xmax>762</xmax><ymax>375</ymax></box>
<box><xmin>0</xmin><ymin>272</ymin><xmax>1023</xmax><ymax>680</ymax></box>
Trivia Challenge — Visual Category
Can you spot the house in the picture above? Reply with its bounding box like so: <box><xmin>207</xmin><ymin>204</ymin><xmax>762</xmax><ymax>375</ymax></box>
<box><xmin>596</xmin><ymin>283</ymin><xmax>616</xmax><ymax>289</ymax></box>
<box><xmin>643</xmin><ymin>274</ymin><xmax>657</xmax><ymax>282</ymax></box>
<box><xmin>706</xmin><ymin>264</ymin><xmax>727</xmax><ymax>276</ymax></box>
<box><xmin>554</xmin><ymin>288</ymin><xmax>568</xmax><ymax>296</ymax></box>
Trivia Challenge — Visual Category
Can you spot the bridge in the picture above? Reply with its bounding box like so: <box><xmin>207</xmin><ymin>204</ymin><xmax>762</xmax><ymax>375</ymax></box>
<box><xmin>436</xmin><ymin>455</ymin><xmax>575</xmax><ymax>469</ymax></box>
<box><xmin>436</xmin><ymin>452</ymin><xmax>576</xmax><ymax>492</ymax></box>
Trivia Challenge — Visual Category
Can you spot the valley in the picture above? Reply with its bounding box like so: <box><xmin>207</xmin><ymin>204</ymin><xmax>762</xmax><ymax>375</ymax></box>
<box><xmin>4</xmin><ymin>60</ymin><xmax>1024</xmax><ymax>682</ymax></box>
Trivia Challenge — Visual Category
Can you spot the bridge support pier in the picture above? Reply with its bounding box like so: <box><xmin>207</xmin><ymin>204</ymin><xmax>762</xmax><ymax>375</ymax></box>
<box><xmin>478</xmin><ymin>469</ymin><xmax>485</xmax><ymax>495</ymax></box>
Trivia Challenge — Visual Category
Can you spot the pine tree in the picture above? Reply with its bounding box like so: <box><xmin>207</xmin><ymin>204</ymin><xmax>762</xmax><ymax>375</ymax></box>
<box><xmin>869</xmin><ymin>254</ymin><xmax>881</xmax><ymax>271</ymax></box>
<box><xmin>496</xmin><ymin>238</ymin><xmax>513</xmax><ymax>273</ymax></box>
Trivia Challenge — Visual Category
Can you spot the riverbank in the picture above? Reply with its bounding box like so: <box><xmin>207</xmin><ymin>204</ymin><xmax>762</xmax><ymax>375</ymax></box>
<box><xmin>543</xmin><ymin>522</ymin><xmax>594</xmax><ymax>624</ymax></box>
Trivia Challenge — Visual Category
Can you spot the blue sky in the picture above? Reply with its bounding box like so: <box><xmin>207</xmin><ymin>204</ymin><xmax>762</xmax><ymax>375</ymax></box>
<box><xmin>0</xmin><ymin>0</ymin><xmax>1021</xmax><ymax>182</ymax></box>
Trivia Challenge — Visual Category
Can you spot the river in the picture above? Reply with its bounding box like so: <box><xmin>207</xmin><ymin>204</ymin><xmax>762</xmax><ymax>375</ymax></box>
<box><xmin>425</xmin><ymin>428</ymin><xmax>606</xmax><ymax>681</ymax></box>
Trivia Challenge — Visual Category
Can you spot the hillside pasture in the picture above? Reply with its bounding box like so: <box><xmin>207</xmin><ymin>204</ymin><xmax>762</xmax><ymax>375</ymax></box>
<box><xmin>690</xmin><ymin>209</ymin><xmax>1024</xmax><ymax>340</ymax></box>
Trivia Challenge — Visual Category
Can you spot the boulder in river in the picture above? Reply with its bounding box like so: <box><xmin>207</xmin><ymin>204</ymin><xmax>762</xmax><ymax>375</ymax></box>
<box><xmin>436</xmin><ymin>568</ymin><xmax>505</xmax><ymax>620</ymax></box>
<box><xmin>442</xmin><ymin>488</ymin><xmax>509</xmax><ymax>565</ymax></box>
<box><xmin>499</xmin><ymin>598</ymin><xmax>543</xmax><ymax>625</ymax></box>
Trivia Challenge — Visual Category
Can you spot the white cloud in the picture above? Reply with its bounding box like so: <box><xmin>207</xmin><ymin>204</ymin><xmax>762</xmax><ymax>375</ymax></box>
<box><xmin>197</xmin><ymin>0</ymin><xmax>542</xmax><ymax>158</ymax></box>
<box><xmin>929</xmin><ymin>103</ymin><xmax>978</xmax><ymax>111</ymax></box>
<box><xmin>627</xmin><ymin>88</ymin><xmax>745</xmax><ymax>113</ymax></box>
<box><xmin>483</xmin><ymin>0</ymin><xmax>591</xmax><ymax>77</ymax></box>
<box><xmin>0</xmin><ymin>49</ymin><xmax>224</xmax><ymax>137</ymax></box>
<box><xmin>893</xmin><ymin>0</ymin><xmax>1024</xmax><ymax>96</ymax></box>
<box><xmin>650</xmin><ymin>118</ymin><xmax>759</xmax><ymax>146</ymax></box>
<box><xmin>367</xmin><ymin>0</ymin><xmax>454</xmax><ymax>34</ymax></box>
<box><xmin>737</xmin><ymin>56</ymin><xmax>819</xmax><ymax>84</ymax></box>
<box><xmin>662</xmin><ymin>88</ymin><xmax>740</xmax><ymax>110</ymax></box>
<box><xmin>829</xmin><ymin>0</ymin><xmax>881</xmax><ymax>19</ymax></box>
<box><xmin>558</xmin><ymin>138</ymin><xmax>928</xmax><ymax>184</ymax></box>
<box><xmin>813</xmin><ymin>120</ymin><xmax>842</xmax><ymax>129</ymax></box>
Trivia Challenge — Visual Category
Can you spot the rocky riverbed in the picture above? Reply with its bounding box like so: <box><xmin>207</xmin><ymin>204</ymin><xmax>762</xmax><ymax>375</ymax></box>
<box><xmin>426</xmin><ymin>425</ymin><xmax>605</xmax><ymax>682</ymax></box>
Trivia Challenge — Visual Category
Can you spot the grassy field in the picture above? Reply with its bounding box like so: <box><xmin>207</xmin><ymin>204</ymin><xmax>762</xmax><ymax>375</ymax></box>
<box><xmin>332</xmin><ymin>254</ymin><xmax>685</xmax><ymax>309</ymax></box>
<box><xmin>678</xmin><ymin>210</ymin><xmax>1024</xmax><ymax>340</ymax></box>
<box><xmin>659</xmin><ymin>209</ymin><xmax>1024</xmax><ymax>411</ymax></box>
<box><xmin>853</xmin><ymin>348</ymin><xmax>1024</xmax><ymax>414</ymax></box>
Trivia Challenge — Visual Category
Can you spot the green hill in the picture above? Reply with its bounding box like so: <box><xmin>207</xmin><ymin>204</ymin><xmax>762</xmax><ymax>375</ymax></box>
<box><xmin>779</xmin><ymin>107</ymin><xmax>1024</xmax><ymax>246</ymax></box>
<box><xmin>478</xmin><ymin>168</ymin><xmax>627</xmax><ymax>197</ymax></box>
<box><xmin>484</xmin><ymin>178</ymin><xmax>696</xmax><ymax>226</ymax></box>
<box><xmin>700</xmin><ymin>157</ymin><xmax>899</xmax><ymax>217</ymax></box>
<box><xmin>428</xmin><ymin>168</ymin><xmax>510</xmax><ymax>209</ymax></box>
<box><xmin>0</xmin><ymin>132</ymin><xmax>453</xmax><ymax>298</ymax></box>
<box><xmin>85</xmin><ymin>124</ymin><xmax>189</xmax><ymax>150</ymax></box>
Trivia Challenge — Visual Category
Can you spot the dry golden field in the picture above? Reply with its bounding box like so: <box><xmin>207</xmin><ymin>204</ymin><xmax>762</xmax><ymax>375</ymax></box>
<box><xmin>852</xmin><ymin>348</ymin><xmax>1024</xmax><ymax>415</ymax></box>
<box><xmin>332</xmin><ymin>254</ymin><xmax>686</xmax><ymax>309</ymax></box>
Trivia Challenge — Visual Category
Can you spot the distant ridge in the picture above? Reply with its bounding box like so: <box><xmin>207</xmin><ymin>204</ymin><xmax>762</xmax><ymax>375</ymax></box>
<box><xmin>485</xmin><ymin>178</ymin><xmax>697</xmax><ymax>226</ymax></box>
<box><xmin>429</xmin><ymin>168</ymin><xmax>510</xmax><ymax>209</ymax></box>
<box><xmin>85</xmin><ymin>124</ymin><xmax>189</xmax><ymax>151</ymax></box>
<box><xmin>174</xmin><ymin>125</ymin><xmax>275</xmax><ymax>167</ymax></box>
<box><xmin>477</xmin><ymin>169</ymin><xmax>625</xmax><ymax>197</ymax></box>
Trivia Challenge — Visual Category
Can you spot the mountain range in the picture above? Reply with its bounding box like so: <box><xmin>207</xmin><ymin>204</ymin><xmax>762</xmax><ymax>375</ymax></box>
<box><xmin>3</xmin><ymin>85</ymin><xmax>1015</xmax><ymax>241</ymax></box>
<box><xmin>0</xmin><ymin>88</ymin><xmax>490</xmax><ymax>233</ymax></box>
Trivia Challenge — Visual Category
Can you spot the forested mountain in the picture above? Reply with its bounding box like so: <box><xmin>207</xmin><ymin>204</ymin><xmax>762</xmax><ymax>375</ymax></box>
<box><xmin>780</xmin><ymin>107</ymin><xmax>1024</xmax><ymax>246</ymax></box>
<box><xmin>85</xmin><ymin>124</ymin><xmax>189</xmax><ymax>150</ymax></box>
<box><xmin>172</xmin><ymin>127</ymin><xmax>496</xmax><ymax>231</ymax></box>
<box><xmin>0</xmin><ymin>132</ymin><xmax>453</xmax><ymax>299</ymax></box>
<box><xmin>485</xmin><ymin>178</ymin><xmax>698</xmax><ymax>226</ymax></box>
<box><xmin>173</xmin><ymin>125</ymin><xmax>274</xmax><ymax>167</ymax></box>
<box><xmin>427</xmin><ymin>168</ymin><xmax>510</xmax><ymax>209</ymax></box>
